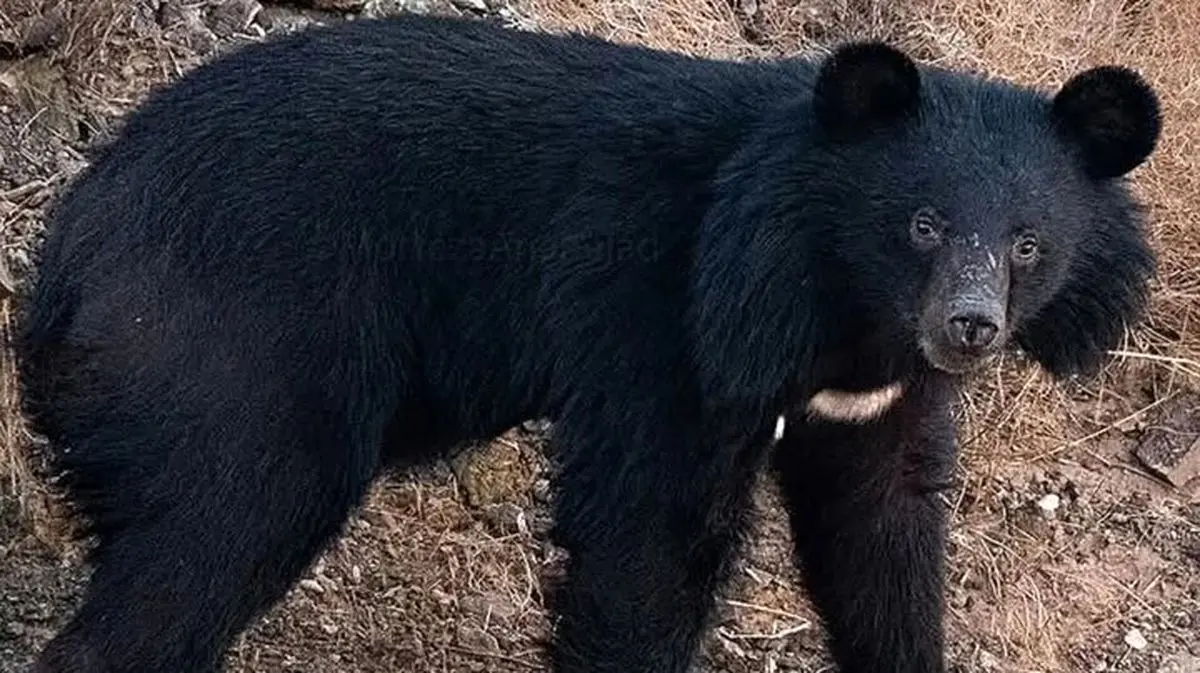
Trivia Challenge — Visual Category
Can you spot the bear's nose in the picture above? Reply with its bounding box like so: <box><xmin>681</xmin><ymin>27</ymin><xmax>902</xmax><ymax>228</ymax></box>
<box><xmin>946</xmin><ymin>312</ymin><xmax>1000</xmax><ymax>350</ymax></box>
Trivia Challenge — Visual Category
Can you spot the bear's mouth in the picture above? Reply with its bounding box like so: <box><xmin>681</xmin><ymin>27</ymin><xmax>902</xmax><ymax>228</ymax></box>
<box><xmin>918</xmin><ymin>333</ymin><xmax>1001</xmax><ymax>375</ymax></box>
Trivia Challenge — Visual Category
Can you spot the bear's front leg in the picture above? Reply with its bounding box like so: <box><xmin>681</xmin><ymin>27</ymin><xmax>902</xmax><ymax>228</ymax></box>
<box><xmin>545</xmin><ymin>404</ymin><xmax>774</xmax><ymax>673</ymax></box>
<box><xmin>773</xmin><ymin>373</ymin><xmax>958</xmax><ymax>673</ymax></box>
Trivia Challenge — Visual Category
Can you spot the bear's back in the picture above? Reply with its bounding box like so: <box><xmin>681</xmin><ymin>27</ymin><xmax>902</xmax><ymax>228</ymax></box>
<box><xmin>20</xmin><ymin>15</ymin><xmax>822</xmax><ymax>432</ymax></box>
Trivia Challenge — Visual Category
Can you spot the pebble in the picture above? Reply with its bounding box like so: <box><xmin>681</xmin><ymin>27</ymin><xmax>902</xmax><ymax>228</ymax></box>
<box><xmin>457</xmin><ymin>625</ymin><xmax>500</xmax><ymax>653</ymax></box>
<box><xmin>461</xmin><ymin>593</ymin><xmax>517</xmax><ymax>621</ymax></box>
<box><xmin>204</xmin><ymin>0</ymin><xmax>262</xmax><ymax>37</ymax></box>
<box><xmin>1156</xmin><ymin>653</ymin><xmax>1200</xmax><ymax>673</ymax></box>
<box><xmin>1124</xmin><ymin>627</ymin><xmax>1148</xmax><ymax>650</ymax></box>
<box><xmin>1132</xmin><ymin>396</ymin><xmax>1200</xmax><ymax>487</ymax></box>
<box><xmin>532</xmin><ymin>477</ymin><xmax>552</xmax><ymax>504</ymax></box>
<box><xmin>482</xmin><ymin>502</ymin><xmax>528</xmax><ymax>535</ymax></box>
<box><xmin>452</xmin><ymin>0</ymin><xmax>489</xmax><ymax>11</ymax></box>
<box><xmin>1036</xmin><ymin>493</ymin><xmax>1061</xmax><ymax>514</ymax></box>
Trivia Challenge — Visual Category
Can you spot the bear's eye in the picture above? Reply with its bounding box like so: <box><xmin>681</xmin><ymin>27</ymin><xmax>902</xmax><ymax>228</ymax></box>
<box><xmin>1012</xmin><ymin>235</ymin><xmax>1039</xmax><ymax>264</ymax></box>
<box><xmin>909</xmin><ymin>208</ymin><xmax>942</xmax><ymax>248</ymax></box>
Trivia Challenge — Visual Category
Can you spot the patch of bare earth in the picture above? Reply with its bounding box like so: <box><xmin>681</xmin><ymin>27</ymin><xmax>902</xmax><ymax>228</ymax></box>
<box><xmin>2</xmin><ymin>1</ymin><xmax>1199</xmax><ymax>672</ymax></box>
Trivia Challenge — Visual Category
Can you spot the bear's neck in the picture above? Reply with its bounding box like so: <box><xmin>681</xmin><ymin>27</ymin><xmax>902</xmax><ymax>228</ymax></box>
<box><xmin>808</xmin><ymin>307</ymin><xmax>926</xmax><ymax>394</ymax></box>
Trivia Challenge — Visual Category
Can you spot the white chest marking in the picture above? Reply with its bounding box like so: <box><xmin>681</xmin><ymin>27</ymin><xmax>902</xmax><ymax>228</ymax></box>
<box><xmin>805</xmin><ymin>381</ymin><xmax>905</xmax><ymax>424</ymax></box>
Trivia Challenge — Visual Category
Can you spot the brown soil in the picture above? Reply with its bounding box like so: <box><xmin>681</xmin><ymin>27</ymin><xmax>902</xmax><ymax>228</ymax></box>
<box><xmin>1</xmin><ymin>1</ymin><xmax>1198</xmax><ymax>672</ymax></box>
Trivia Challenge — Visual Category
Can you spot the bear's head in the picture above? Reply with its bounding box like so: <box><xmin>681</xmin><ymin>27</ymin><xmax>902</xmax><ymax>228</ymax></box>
<box><xmin>810</xmin><ymin>44</ymin><xmax>1161</xmax><ymax>379</ymax></box>
<box><xmin>690</xmin><ymin>42</ymin><xmax>1161</xmax><ymax>408</ymax></box>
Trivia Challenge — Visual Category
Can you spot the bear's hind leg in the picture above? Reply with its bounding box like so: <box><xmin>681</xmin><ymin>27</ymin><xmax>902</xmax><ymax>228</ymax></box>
<box><xmin>32</xmin><ymin>403</ymin><xmax>385</xmax><ymax>673</ymax></box>
<box><xmin>773</xmin><ymin>375</ymin><xmax>957</xmax><ymax>673</ymax></box>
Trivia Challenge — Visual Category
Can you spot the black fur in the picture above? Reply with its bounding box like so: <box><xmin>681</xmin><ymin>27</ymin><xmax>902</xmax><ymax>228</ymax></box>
<box><xmin>1052</xmin><ymin>65</ymin><xmax>1162</xmax><ymax>180</ymax></box>
<box><xmin>812</xmin><ymin>42</ymin><xmax>921</xmax><ymax>137</ymax></box>
<box><xmin>15</xmin><ymin>14</ymin><xmax>1159</xmax><ymax>673</ymax></box>
<box><xmin>774</xmin><ymin>372</ymin><xmax>958</xmax><ymax>672</ymax></box>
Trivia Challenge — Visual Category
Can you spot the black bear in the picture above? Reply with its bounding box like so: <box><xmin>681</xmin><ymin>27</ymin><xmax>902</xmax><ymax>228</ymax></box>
<box><xmin>15</xmin><ymin>13</ymin><xmax>1160</xmax><ymax>673</ymax></box>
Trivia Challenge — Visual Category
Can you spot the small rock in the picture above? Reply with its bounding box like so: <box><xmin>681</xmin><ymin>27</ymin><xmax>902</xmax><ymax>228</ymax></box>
<box><xmin>1133</xmin><ymin>395</ymin><xmax>1200</xmax><ymax>487</ymax></box>
<box><xmin>158</xmin><ymin>0</ymin><xmax>218</xmax><ymax>55</ymax></box>
<box><xmin>17</xmin><ymin>5</ymin><xmax>67</xmax><ymax>52</ymax></box>
<box><xmin>978</xmin><ymin>649</ymin><xmax>1001</xmax><ymax>670</ymax></box>
<box><xmin>363</xmin><ymin>0</ymin><xmax>432</xmax><ymax>17</ymax></box>
<box><xmin>157</xmin><ymin>1</ymin><xmax>195</xmax><ymax>29</ymax></box>
<box><xmin>949</xmin><ymin>589</ymin><xmax>971</xmax><ymax>610</ymax></box>
<box><xmin>482</xmin><ymin>502</ymin><xmax>528</xmax><ymax>535</ymax></box>
<box><xmin>300</xmin><ymin>578</ymin><xmax>324</xmax><ymax>593</ymax></box>
<box><xmin>451</xmin><ymin>0</ymin><xmax>489</xmax><ymax>11</ymax></box>
<box><xmin>255</xmin><ymin>6</ymin><xmax>318</xmax><ymax>32</ymax></box>
<box><xmin>204</xmin><ymin>0</ymin><xmax>263</xmax><ymax>37</ymax></box>
<box><xmin>532</xmin><ymin>478</ymin><xmax>553</xmax><ymax>504</ymax></box>
<box><xmin>496</xmin><ymin>6</ymin><xmax>536</xmax><ymax>30</ymax></box>
<box><xmin>520</xmin><ymin>419</ymin><xmax>551</xmax><ymax>434</ymax></box>
<box><xmin>1156</xmin><ymin>653</ymin><xmax>1200</xmax><ymax>673</ymax></box>
<box><xmin>460</xmin><ymin>593</ymin><xmax>518</xmax><ymax>621</ymax></box>
<box><xmin>1037</xmin><ymin>493</ymin><xmax>1061</xmax><ymax>514</ymax></box>
<box><xmin>1124</xmin><ymin>627</ymin><xmax>1148</xmax><ymax>650</ymax></box>
<box><xmin>457</xmin><ymin>625</ymin><xmax>501</xmax><ymax>653</ymax></box>
<box><xmin>452</xmin><ymin>440</ymin><xmax>532</xmax><ymax>509</ymax></box>
<box><xmin>431</xmin><ymin>587</ymin><xmax>456</xmax><ymax>607</ymax></box>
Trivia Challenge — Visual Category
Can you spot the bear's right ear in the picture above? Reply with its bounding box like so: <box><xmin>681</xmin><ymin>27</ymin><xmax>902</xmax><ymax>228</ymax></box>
<box><xmin>813</xmin><ymin>42</ymin><xmax>922</xmax><ymax>136</ymax></box>
<box><xmin>1051</xmin><ymin>65</ymin><xmax>1161</xmax><ymax>180</ymax></box>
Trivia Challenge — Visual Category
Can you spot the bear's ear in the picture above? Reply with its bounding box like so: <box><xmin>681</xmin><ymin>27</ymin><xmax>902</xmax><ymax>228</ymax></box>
<box><xmin>812</xmin><ymin>41</ymin><xmax>921</xmax><ymax>135</ymax></box>
<box><xmin>1051</xmin><ymin>65</ymin><xmax>1161</xmax><ymax>180</ymax></box>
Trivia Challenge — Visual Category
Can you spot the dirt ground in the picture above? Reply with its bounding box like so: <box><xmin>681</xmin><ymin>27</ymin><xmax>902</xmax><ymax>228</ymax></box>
<box><xmin>1</xmin><ymin>1</ymin><xmax>1198</xmax><ymax>672</ymax></box>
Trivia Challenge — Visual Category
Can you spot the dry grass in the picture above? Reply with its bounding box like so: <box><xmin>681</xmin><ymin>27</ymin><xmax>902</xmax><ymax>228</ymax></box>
<box><xmin>1</xmin><ymin>0</ymin><xmax>169</xmax><ymax>115</ymax></box>
<box><xmin>1</xmin><ymin>0</ymin><xmax>132</xmax><ymax>547</ymax></box>
<box><xmin>0</xmin><ymin>299</ymin><xmax>40</xmax><ymax>523</ymax></box>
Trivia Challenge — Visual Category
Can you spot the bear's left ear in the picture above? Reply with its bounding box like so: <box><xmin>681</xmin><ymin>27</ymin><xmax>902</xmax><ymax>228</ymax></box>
<box><xmin>1051</xmin><ymin>65</ymin><xmax>1161</xmax><ymax>179</ymax></box>
<box><xmin>813</xmin><ymin>41</ymin><xmax>921</xmax><ymax>136</ymax></box>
